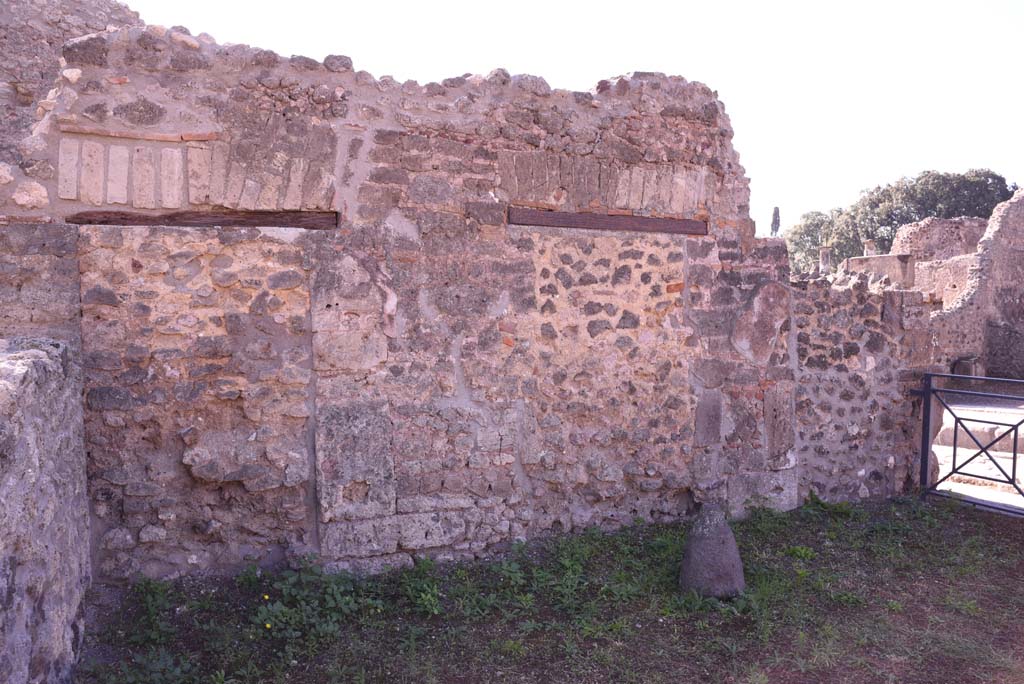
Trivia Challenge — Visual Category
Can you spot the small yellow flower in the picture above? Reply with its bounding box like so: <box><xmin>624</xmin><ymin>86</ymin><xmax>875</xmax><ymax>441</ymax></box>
<box><xmin>263</xmin><ymin>594</ymin><xmax>269</xmax><ymax>600</ymax></box>
<box><xmin>265</xmin><ymin>623</ymin><xmax>272</xmax><ymax>629</ymax></box>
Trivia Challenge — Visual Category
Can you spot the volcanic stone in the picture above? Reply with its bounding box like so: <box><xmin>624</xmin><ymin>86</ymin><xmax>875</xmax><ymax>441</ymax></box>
<box><xmin>678</xmin><ymin>503</ymin><xmax>745</xmax><ymax>599</ymax></box>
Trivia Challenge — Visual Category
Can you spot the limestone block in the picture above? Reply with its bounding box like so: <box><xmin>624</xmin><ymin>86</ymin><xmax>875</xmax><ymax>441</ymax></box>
<box><xmin>282</xmin><ymin>158</ymin><xmax>307</xmax><ymax>210</ymax></box>
<box><xmin>614</xmin><ymin>167</ymin><xmax>632</xmax><ymax>209</ymax></box>
<box><xmin>132</xmin><ymin>146</ymin><xmax>156</xmax><ymax>208</ymax></box>
<box><xmin>224</xmin><ymin>161</ymin><xmax>246</xmax><ymax>207</ymax></box>
<box><xmin>208</xmin><ymin>141</ymin><xmax>230</xmax><ymax>206</ymax></box>
<box><xmin>497</xmin><ymin>151</ymin><xmax>517</xmax><ymax>197</ymax></box>
<box><xmin>302</xmin><ymin>168</ymin><xmax>335</xmax><ymax>210</ymax></box>
<box><xmin>730</xmin><ymin>282</ymin><xmax>790</xmax><ymax>365</ymax></box>
<box><xmin>649</xmin><ymin>167</ymin><xmax>674</xmax><ymax>213</ymax></box>
<box><xmin>764</xmin><ymin>382</ymin><xmax>796</xmax><ymax>469</ymax></box>
<box><xmin>627</xmin><ymin>166</ymin><xmax>645</xmax><ymax>209</ymax></box>
<box><xmin>312</xmin><ymin>255</ymin><xmax>387</xmax><ymax>371</ymax></box>
<box><xmin>397</xmin><ymin>511</ymin><xmax>467</xmax><ymax>550</ymax></box>
<box><xmin>106</xmin><ymin>145</ymin><xmax>129</xmax><ymax>204</ymax></box>
<box><xmin>317</xmin><ymin>403</ymin><xmax>396</xmax><ymax>522</ymax></box>
<box><xmin>239</xmin><ymin>178</ymin><xmax>261</xmax><ymax>210</ymax></box>
<box><xmin>160</xmin><ymin>148</ymin><xmax>184</xmax><ymax>208</ymax></box>
<box><xmin>727</xmin><ymin>470</ymin><xmax>799</xmax><ymax>518</ymax></box>
<box><xmin>694</xmin><ymin>389</ymin><xmax>723</xmax><ymax>447</ymax></box>
<box><xmin>79</xmin><ymin>141</ymin><xmax>105</xmax><ymax>206</ymax></box>
<box><xmin>256</xmin><ymin>173</ymin><xmax>283</xmax><ymax>210</ymax></box>
<box><xmin>57</xmin><ymin>138</ymin><xmax>80</xmax><ymax>200</ymax></box>
<box><xmin>186</xmin><ymin>143</ymin><xmax>212</xmax><ymax>204</ymax></box>
<box><xmin>322</xmin><ymin>518</ymin><xmax>400</xmax><ymax>558</ymax></box>
<box><xmin>11</xmin><ymin>181</ymin><xmax>49</xmax><ymax>209</ymax></box>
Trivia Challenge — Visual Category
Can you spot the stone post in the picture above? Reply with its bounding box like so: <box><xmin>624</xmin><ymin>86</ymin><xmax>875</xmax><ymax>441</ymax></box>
<box><xmin>818</xmin><ymin>246</ymin><xmax>832</xmax><ymax>273</ymax></box>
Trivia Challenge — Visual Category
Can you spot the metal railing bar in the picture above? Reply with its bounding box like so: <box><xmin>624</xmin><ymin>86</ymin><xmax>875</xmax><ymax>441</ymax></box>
<box><xmin>945</xmin><ymin>471</ymin><xmax>1012</xmax><ymax>485</ymax></box>
<box><xmin>943</xmin><ymin>415</ymin><xmax>1024</xmax><ymax>428</ymax></box>
<box><xmin>932</xmin><ymin>387</ymin><xmax>1024</xmax><ymax>403</ymax></box>
<box><xmin>1014</xmin><ymin>425</ymin><xmax>1019</xmax><ymax>486</ymax></box>
<box><xmin>924</xmin><ymin>372</ymin><xmax>1024</xmax><ymax>387</ymax></box>
<box><xmin>953</xmin><ymin>417</ymin><xmax>959</xmax><ymax>472</ymax></box>
<box><xmin>959</xmin><ymin>421</ymin><xmax>1018</xmax><ymax>485</ymax></box>
<box><xmin>926</xmin><ymin>490</ymin><xmax>1024</xmax><ymax>518</ymax></box>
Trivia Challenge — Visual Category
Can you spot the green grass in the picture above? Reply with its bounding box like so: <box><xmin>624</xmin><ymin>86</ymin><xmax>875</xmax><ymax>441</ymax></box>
<box><xmin>78</xmin><ymin>498</ymin><xmax>1024</xmax><ymax>684</ymax></box>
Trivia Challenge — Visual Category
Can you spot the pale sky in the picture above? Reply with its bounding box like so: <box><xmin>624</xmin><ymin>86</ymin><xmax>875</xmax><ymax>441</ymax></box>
<box><xmin>128</xmin><ymin>0</ymin><xmax>1023</xmax><ymax>236</ymax></box>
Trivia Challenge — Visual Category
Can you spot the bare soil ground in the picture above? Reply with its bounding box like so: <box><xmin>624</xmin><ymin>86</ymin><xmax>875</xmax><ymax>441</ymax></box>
<box><xmin>77</xmin><ymin>496</ymin><xmax>1024</xmax><ymax>684</ymax></box>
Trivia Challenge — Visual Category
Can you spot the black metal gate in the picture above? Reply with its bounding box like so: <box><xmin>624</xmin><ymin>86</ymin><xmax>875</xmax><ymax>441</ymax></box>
<box><xmin>918</xmin><ymin>373</ymin><xmax>1024</xmax><ymax>514</ymax></box>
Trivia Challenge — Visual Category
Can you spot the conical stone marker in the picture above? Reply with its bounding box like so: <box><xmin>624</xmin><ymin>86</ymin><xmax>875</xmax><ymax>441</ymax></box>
<box><xmin>678</xmin><ymin>502</ymin><xmax>746</xmax><ymax>599</ymax></box>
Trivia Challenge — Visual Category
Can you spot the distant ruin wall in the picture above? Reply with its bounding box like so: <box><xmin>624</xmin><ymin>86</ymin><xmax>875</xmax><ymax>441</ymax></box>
<box><xmin>982</xmin><ymin>195</ymin><xmax>1024</xmax><ymax>379</ymax></box>
<box><xmin>0</xmin><ymin>339</ymin><xmax>89</xmax><ymax>684</ymax></box>
<box><xmin>890</xmin><ymin>216</ymin><xmax>987</xmax><ymax>262</ymax></box>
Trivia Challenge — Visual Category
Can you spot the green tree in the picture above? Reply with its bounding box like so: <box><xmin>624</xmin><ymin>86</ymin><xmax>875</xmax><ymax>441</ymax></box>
<box><xmin>783</xmin><ymin>210</ymin><xmax>858</xmax><ymax>274</ymax></box>
<box><xmin>770</xmin><ymin>206</ymin><xmax>780</xmax><ymax>236</ymax></box>
<box><xmin>784</xmin><ymin>169</ymin><xmax>1015</xmax><ymax>273</ymax></box>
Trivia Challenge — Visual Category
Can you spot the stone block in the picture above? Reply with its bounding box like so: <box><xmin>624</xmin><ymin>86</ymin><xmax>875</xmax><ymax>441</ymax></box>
<box><xmin>187</xmin><ymin>143</ymin><xmax>212</xmax><ymax>204</ymax></box>
<box><xmin>106</xmin><ymin>145</ymin><xmax>129</xmax><ymax>205</ymax></box>
<box><xmin>11</xmin><ymin>181</ymin><xmax>48</xmax><ymax>209</ymax></box>
<box><xmin>312</xmin><ymin>255</ymin><xmax>387</xmax><ymax>371</ymax></box>
<box><xmin>627</xmin><ymin>166</ymin><xmax>645</xmax><ymax>208</ymax></box>
<box><xmin>694</xmin><ymin>389</ymin><xmax>723</xmax><ymax>447</ymax></box>
<box><xmin>614</xmin><ymin>167</ymin><xmax>632</xmax><ymax>209</ymax></box>
<box><xmin>239</xmin><ymin>178</ymin><xmax>261</xmax><ymax>210</ymax></box>
<box><xmin>678</xmin><ymin>504</ymin><xmax>745</xmax><ymax>598</ymax></box>
<box><xmin>282</xmin><ymin>158</ymin><xmax>307</xmax><ymax>210</ymax></box>
<box><xmin>79</xmin><ymin>141</ymin><xmax>105</xmax><ymax>206</ymax></box>
<box><xmin>224</xmin><ymin>161</ymin><xmax>246</xmax><ymax>207</ymax></box>
<box><xmin>322</xmin><ymin>518</ymin><xmax>399</xmax><ymax>558</ymax></box>
<box><xmin>764</xmin><ymin>382</ymin><xmax>795</xmax><ymax>469</ymax></box>
<box><xmin>132</xmin><ymin>146</ymin><xmax>156</xmax><ymax>208</ymax></box>
<box><xmin>397</xmin><ymin>511</ymin><xmax>467</xmax><ymax>550</ymax></box>
<box><xmin>727</xmin><ymin>470</ymin><xmax>799</xmax><ymax>518</ymax></box>
<box><xmin>160</xmin><ymin>148</ymin><xmax>184</xmax><ymax>208</ymax></box>
<box><xmin>208</xmin><ymin>141</ymin><xmax>230</xmax><ymax>206</ymax></box>
<box><xmin>730</xmin><ymin>282</ymin><xmax>790</xmax><ymax>365</ymax></box>
<box><xmin>303</xmin><ymin>169</ymin><xmax>335</xmax><ymax>210</ymax></box>
<box><xmin>317</xmin><ymin>403</ymin><xmax>396</xmax><ymax>522</ymax></box>
<box><xmin>57</xmin><ymin>138</ymin><xmax>79</xmax><ymax>200</ymax></box>
<box><xmin>256</xmin><ymin>173</ymin><xmax>282</xmax><ymax>210</ymax></box>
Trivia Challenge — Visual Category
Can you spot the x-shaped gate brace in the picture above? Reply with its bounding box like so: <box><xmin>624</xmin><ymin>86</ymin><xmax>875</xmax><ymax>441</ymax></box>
<box><xmin>917</xmin><ymin>373</ymin><xmax>1024</xmax><ymax>505</ymax></box>
<box><xmin>930</xmin><ymin>393</ymin><xmax>1024</xmax><ymax>499</ymax></box>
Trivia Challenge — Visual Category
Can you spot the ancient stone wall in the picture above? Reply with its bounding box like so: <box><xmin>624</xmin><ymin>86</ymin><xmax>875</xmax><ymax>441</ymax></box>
<box><xmin>790</xmin><ymin>276</ymin><xmax>931</xmax><ymax>501</ymax></box>
<box><xmin>2</xmin><ymin>17</ymin><xmax>1019</xmax><ymax>581</ymax></box>
<box><xmin>0</xmin><ymin>339</ymin><xmax>89</xmax><ymax>684</ymax></box>
<box><xmin>0</xmin><ymin>24</ymin><xmax>808</xmax><ymax>577</ymax></box>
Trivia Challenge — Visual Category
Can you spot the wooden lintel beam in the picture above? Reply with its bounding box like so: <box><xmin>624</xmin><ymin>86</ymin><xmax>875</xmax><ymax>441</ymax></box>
<box><xmin>65</xmin><ymin>210</ymin><xmax>339</xmax><ymax>230</ymax></box>
<box><xmin>507</xmin><ymin>207</ymin><xmax>708</xmax><ymax>236</ymax></box>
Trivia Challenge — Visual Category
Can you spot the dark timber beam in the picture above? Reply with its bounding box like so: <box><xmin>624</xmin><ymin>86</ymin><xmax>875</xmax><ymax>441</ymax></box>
<box><xmin>65</xmin><ymin>210</ymin><xmax>339</xmax><ymax>230</ymax></box>
<box><xmin>507</xmin><ymin>207</ymin><xmax>708</xmax><ymax>236</ymax></box>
